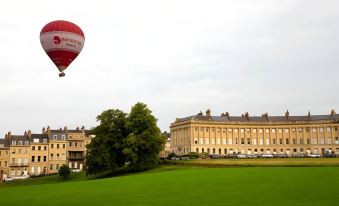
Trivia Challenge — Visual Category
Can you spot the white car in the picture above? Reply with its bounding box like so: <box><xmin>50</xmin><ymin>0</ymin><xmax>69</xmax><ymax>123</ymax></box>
<box><xmin>236</xmin><ymin>154</ymin><xmax>247</xmax><ymax>158</ymax></box>
<box><xmin>307</xmin><ymin>154</ymin><xmax>320</xmax><ymax>158</ymax></box>
<box><xmin>262</xmin><ymin>154</ymin><xmax>274</xmax><ymax>158</ymax></box>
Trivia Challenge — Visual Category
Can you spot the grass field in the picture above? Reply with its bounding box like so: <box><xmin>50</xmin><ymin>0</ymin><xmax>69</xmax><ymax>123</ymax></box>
<box><xmin>0</xmin><ymin>165</ymin><xmax>339</xmax><ymax>206</ymax></box>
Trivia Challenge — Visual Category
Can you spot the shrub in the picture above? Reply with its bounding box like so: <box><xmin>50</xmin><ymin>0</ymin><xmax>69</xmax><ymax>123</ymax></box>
<box><xmin>59</xmin><ymin>165</ymin><xmax>71</xmax><ymax>179</ymax></box>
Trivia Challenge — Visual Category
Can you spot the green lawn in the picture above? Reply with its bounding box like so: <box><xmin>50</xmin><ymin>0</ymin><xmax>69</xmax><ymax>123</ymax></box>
<box><xmin>0</xmin><ymin>166</ymin><xmax>338</xmax><ymax>206</ymax></box>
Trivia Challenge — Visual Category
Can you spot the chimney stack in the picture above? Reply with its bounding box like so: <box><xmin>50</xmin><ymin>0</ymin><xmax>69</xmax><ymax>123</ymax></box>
<box><xmin>64</xmin><ymin>126</ymin><xmax>68</xmax><ymax>132</ymax></box>
<box><xmin>331</xmin><ymin>109</ymin><xmax>336</xmax><ymax>116</ymax></box>
<box><xmin>42</xmin><ymin>127</ymin><xmax>46</xmax><ymax>134</ymax></box>
<box><xmin>27</xmin><ymin>130</ymin><xmax>32</xmax><ymax>140</ymax></box>
<box><xmin>206</xmin><ymin>109</ymin><xmax>211</xmax><ymax>117</ymax></box>
<box><xmin>285</xmin><ymin>110</ymin><xmax>290</xmax><ymax>120</ymax></box>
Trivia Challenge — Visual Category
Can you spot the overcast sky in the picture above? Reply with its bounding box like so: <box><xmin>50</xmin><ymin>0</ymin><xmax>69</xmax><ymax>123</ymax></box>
<box><xmin>0</xmin><ymin>0</ymin><xmax>338</xmax><ymax>136</ymax></box>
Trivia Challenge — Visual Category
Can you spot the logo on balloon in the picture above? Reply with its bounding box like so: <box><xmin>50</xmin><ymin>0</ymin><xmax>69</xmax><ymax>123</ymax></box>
<box><xmin>54</xmin><ymin>36</ymin><xmax>61</xmax><ymax>45</ymax></box>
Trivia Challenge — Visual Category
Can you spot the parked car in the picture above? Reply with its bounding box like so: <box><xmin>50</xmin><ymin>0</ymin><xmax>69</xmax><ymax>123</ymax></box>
<box><xmin>262</xmin><ymin>154</ymin><xmax>274</xmax><ymax>158</ymax></box>
<box><xmin>236</xmin><ymin>154</ymin><xmax>246</xmax><ymax>158</ymax></box>
<box><xmin>323</xmin><ymin>152</ymin><xmax>336</xmax><ymax>158</ymax></box>
<box><xmin>307</xmin><ymin>154</ymin><xmax>320</xmax><ymax>158</ymax></box>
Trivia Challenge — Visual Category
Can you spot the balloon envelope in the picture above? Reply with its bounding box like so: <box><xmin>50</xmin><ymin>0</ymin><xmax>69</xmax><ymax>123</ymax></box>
<box><xmin>40</xmin><ymin>20</ymin><xmax>85</xmax><ymax>74</ymax></box>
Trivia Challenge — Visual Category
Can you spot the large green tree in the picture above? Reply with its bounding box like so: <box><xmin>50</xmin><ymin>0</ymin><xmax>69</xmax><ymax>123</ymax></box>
<box><xmin>124</xmin><ymin>102</ymin><xmax>165</xmax><ymax>171</ymax></box>
<box><xmin>86</xmin><ymin>109</ymin><xmax>128</xmax><ymax>175</ymax></box>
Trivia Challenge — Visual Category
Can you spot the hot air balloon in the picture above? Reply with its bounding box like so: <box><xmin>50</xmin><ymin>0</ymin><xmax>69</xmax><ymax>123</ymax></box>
<box><xmin>40</xmin><ymin>20</ymin><xmax>85</xmax><ymax>77</ymax></box>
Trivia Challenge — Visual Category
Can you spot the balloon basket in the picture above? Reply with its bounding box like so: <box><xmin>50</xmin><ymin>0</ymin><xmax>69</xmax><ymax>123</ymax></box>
<box><xmin>59</xmin><ymin>72</ymin><xmax>65</xmax><ymax>77</ymax></box>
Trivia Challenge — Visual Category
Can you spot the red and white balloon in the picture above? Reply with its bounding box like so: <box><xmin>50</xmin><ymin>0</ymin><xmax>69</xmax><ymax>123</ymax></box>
<box><xmin>40</xmin><ymin>20</ymin><xmax>85</xmax><ymax>77</ymax></box>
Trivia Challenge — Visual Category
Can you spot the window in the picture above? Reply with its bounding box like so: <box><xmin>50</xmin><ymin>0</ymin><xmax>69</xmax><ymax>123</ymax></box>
<box><xmin>292</xmin><ymin>139</ymin><xmax>296</xmax><ymax>144</ymax></box>
<box><xmin>206</xmin><ymin>128</ymin><xmax>209</xmax><ymax>132</ymax></box>
<box><xmin>43</xmin><ymin>139</ymin><xmax>47</xmax><ymax>143</ymax></box>
<box><xmin>18</xmin><ymin>149</ymin><xmax>22</xmax><ymax>154</ymax></box>
<box><xmin>62</xmin><ymin>135</ymin><xmax>66</xmax><ymax>140</ymax></box>
<box><xmin>57</xmin><ymin>144</ymin><xmax>59</xmax><ymax>149</ymax></box>
<box><xmin>306</xmin><ymin>127</ymin><xmax>310</xmax><ymax>132</ymax></box>
<box><xmin>320</xmin><ymin>137</ymin><xmax>325</xmax><ymax>144</ymax></box>
<box><xmin>278</xmin><ymin>128</ymin><xmax>283</xmax><ymax>133</ymax></box>
<box><xmin>211</xmin><ymin>139</ymin><xmax>215</xmax><ymax>144</ymax></box>
<box><xmin>43</xmin><ymin>156</ymin><xmax>47</xmax><ymax>162</ymax></box>
<box><xmin>286</xmin><ymin>138</ymin><xmax>289</xmax><ymax>144</ymax></box>
<box><xmin>312</xmin><ymin>128</ymin><xmax>317</xmax><ymax>133</ymax></box>
<box><xmin>241</xmin><ymin>138</ymin><xmax>244</xmax><ymax>144</ymax></box>
<box><xmin>25</xmin><ymin>141</ymin><xmax>29</xmax><ymax>146</ymax></box>
<box><xmin>200</xmin><ymin>128</ymin><xmax>204</xmax><ymax>131</ymax></box>
<box><xmin>56</xmin><ymin>164</ymin><xmax>59</xmax><ymax>170</ymax></box>
<box><xmin>247</xmin><ymin>138</ymin><xmax>250</xmax><ymax>144</ymax></box>
<box><xmin>50</xmin><ymin>164</ymin><xmax>53</xmax><ymax>170</ymax></box>
<box><xmin>313</xmin><ymin>138</ymin><xmax>318</xmax><ymax>144</ymax></box>
<box><xmin>307</xmin><ymin>139</ymin><xmax>310</xmax><ymax>144</ymax></box>
<box><xmin>205</xmin><ymin>138</ymin><xmax>209</xmax><ymax>145</ymax></box>
<box><xmin>212</xmin><ymin>128</ymin><xmax>215</xmax><ymax>132</ymax></box>
<box><xmin>50</xmin><ymin>153</ymin><xmax>53</xmax><ymax>160</ymax></box>
<box><xmin>265</xmin><ymin>139</ymin><xmax>270</xmax><ymax>145</ymax></box>
<box><xmin>259</xmin><ymin>129</ymin><xmax>263</xmax><ymax>133</ymax></box>
<box><xmin>234</xmin><ymin>129</ymin><xmax>238</xmax><ymax>133</ymax></box>
<box><xmin>38</xmin><ymin>146</ymin><xmax>41</xmax><ymax>151</ymax></box>
<box><xmin>53</xmin><ymin>135</ymin><xmax>57</xmax><ymax>140</ymax></box>
<box><xmin>259</xmin><ymin>139</ymin><xmax>263</xmax><ymax>145</ymax></box>
<box><xmin>327</xmin><ymin>127</ymin><xmax>331</xmax><ymax>133</ymax></box>
<box><xmin>240</xmin><ymin>129</ymin><xmax>244</xmax><ymax>134</ymax></box>
<box><xmin>292</xmin><ymin>128</ymin><xmax>296</xmax><ymax>132</ymax></box>
<box><xmin>228</xmin><ymin>128</ymin><xmax>232</xmax><ymax>133</ymax></box>
<box><xmin>320</xmin><ymin>128</ymin><xmax>324</xmax><ymax>132</ymax></box>
<box><xmin>272</xmin><ymin>138</ymin><xmax>276</xmax><ymax>144</ymax></box>
<box><xmin>285</xmin><ymin>128</ymin><xmax>289</xmax><ymax>133</ymax></box>
<box><xmin>253</xmin><ymin>138</ymin><xmax>257</xmax><ymax>145</ymax></box>
<box><xmin>298</xmin><ymin>128</ymin><xmax>303</xmax><ymax>132</ymax></box>
<box><xmin>32</xmin><ymin>146</ymin><xmax>35</xmax><ymax>151</ymax></box>
<box><xmin>265</xmin><ymin>129</ymin><xmax>270</xmax><ymax>133</ymax></box>
<box><xmin>37</xmin><ymin>156</ymin><xmax>41</xmax><ymax>162</ymax></box>
<box><xmin>279</xmin><ymin>138</ymin><xmax>283</xmax><ymax>144</ymax></box>
<box><xmin>335</xmin><ymin>137</ymin><xmax>339</xmax><ymax>144</ymax></box>
<box><xmin>246</xmin><ymin>128</ymin><xmax>251</xmax><ymax>133</ymax></box>
<box><xmin>31</xmin><ymin>156</ymin><xmax>35</xmax><ymax>162</ymax></box>
<box><xmin>200</xmin><ymin>138</ymin><xmax>203</xmax><ymax>145</ymax></box>
<box><xmin>272</xmin><ymin>129</ymin><xmax>276</xmax><ymax>133</ymax></box>
<box><xmin>57</xmin><ymin>153</ymin><xmax>60</xmax><ymax>160</ymax></box>
<box><xmin>69</xmin><ymin>142</ymin><xmax>72</xmax><ymax>147</ymax></box>
<box><xmin>300</xmin><ymin>139</ymin><xmax>303</xmax><ymax>144</ymax></box>
<box><xmin>253</xmin><ymin>129</ymin><xmax>257</xmax><ymax>133</ymax></box>
<box><xmin>44</xmin><ymin>146</ymin><xmax>47</xmax><ymax>151</ymax></box>
<box><xmin>222</xmin><ymin>129</ymin><xmax>226</xmax><ymax>133</ymax></box>
<box><xmin>12</xmin><ymin>141</ymin><xmax>16</xmax><ymax>146</ymax></box>
<box><xmin>328</xmin><ymin>137</ymin><xmax>332</xmax><ymax>144</ymax></box>
<box><xmin>335</xmin><ymin>127</ymin><xmax>338</xmax><ymax>132</ymax></box>
<box><xmin>194</xmin><ymin>139</ymin><xmax>198</xmax><ymax>144</ymax></box>
<box><xmin>75</xmin><ymin>142</ymin><xmax>78</xmax><ymax>147</ymax></box>
<box><xmin>18</xmin><ymin>141</ymin><xmax>22</xmax><ymax>146</ymax></box>
<box><xmin>51</xmin><ymin>144</ymin><xmax>54</xmax><ymax>149</ymax></box>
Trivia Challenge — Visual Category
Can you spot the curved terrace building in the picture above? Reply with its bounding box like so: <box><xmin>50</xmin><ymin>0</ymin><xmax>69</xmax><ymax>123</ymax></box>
<box><xmin>170</xmin><ymin>109</ymin><xmax>339</xmax><ymax>156</ymax></box>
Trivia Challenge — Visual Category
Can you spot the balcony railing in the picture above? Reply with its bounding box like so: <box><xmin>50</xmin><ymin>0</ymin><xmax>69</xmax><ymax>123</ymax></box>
<box><xmin>10</xmin><ymin>163</ymin><xmax>28</xmax><ymax>167</ymax></box>
<box><xmin>68</xmin><ymin>156</ymin><xmax>85</xmax><ymax>160</ymax></box>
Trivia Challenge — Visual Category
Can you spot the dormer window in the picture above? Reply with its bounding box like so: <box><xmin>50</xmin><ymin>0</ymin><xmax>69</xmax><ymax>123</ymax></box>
<box><xmin>62</xmin><ymin>135</ymin><xmax>66</xmax><ymax>140</ymax></box>
<box><xmin>53</xmin><ymin>135</ymin><xmax>57</xmax><ymax>140</ymax></box>
<box><xmin>18</xmin><ymin>141</ymin><xmax>22</xmax><ymax>146</ymax></box>
<box><xmin>12</xmin><ymin>141</ymin><xmax>16</xmax><ymax>146</ymax></box>
<box><xmin>43</xmin><ymin>139</ymin><xmax>47</xmax><ymax>143</ymax></box>
<box><xmin>25</xmin><ymin>141</ymin><xmax>29</xmax><ymax>146</ymax></box>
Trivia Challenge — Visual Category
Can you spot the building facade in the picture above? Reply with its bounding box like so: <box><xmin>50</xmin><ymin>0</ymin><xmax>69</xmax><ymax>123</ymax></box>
<box><xmin>170</xmin><ymin>109</ymin><xmax>339</xmax><ymax>156</ymax></box>
<box><xmin>0</xmin><ymin>126</ymin><xmax>93</xmax><ymax>180</ymax></box>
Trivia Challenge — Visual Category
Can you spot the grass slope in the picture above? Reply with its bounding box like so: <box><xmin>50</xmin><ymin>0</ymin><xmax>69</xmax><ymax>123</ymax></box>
<box><xmin>0</xmin><ymin>166</ymin><xmax>338</xmax><ymax>206</ymax></box>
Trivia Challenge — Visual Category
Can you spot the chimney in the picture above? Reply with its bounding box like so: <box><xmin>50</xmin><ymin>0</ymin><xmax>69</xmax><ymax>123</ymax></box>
<box><xmin>308</xmin><ymin>110</ymin><xmax>311</xmax><ymax>120</ymax></box>
<box><xmin>206</xmin><ymin>109</ymin><xmax>211</xmax><ymax>117</ymax></box>
<box><xmin>262</xmin><ymin>112</ymin><xmax>269</xmax><ymax>121</ymax></box>
<box><xmin>64</xmin><ymin>126</ymin><xmax>68</xmax><ymax>132</ymax></box>
<box><xmin>198</xmin><ymin>111</ymin><xmax>203</xmax><ymax>115</ymax></box>
<box><xmin>245</xmin><ymin>112</ymin><xmax>250</xmax><ymax>121</ymax></box>
<box><xmin>76</xmin><ymin>126</ymin><xmax>80</xmax><ymax>131</ymax></box>
<box><xmin>42</xmin><ymin>127</ymin><xmax>46</xmax><ymax>134</ymax></box>
<box><xmin>59</xmin><ymin>128</ymin><xmax>62</xmax><ymax>132</ymax></box>
<box><xmin>285</xmin><ymin>110</ymin><xmax>290</xmax><ymax>120</ymax></box>
<box><xmin>331</xmin><ymin>109</ymin><xmax>336</xmax><ymax>116</ymax></box>
<box><xmin>24</xmin><ymin>131</ymin><xmax>27</xmax><ymax>136</ymax></box>
<box><xmin>27</xmin><ymin>130</ymin><xmax>32</xmax><ymax>140</ymax></box>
